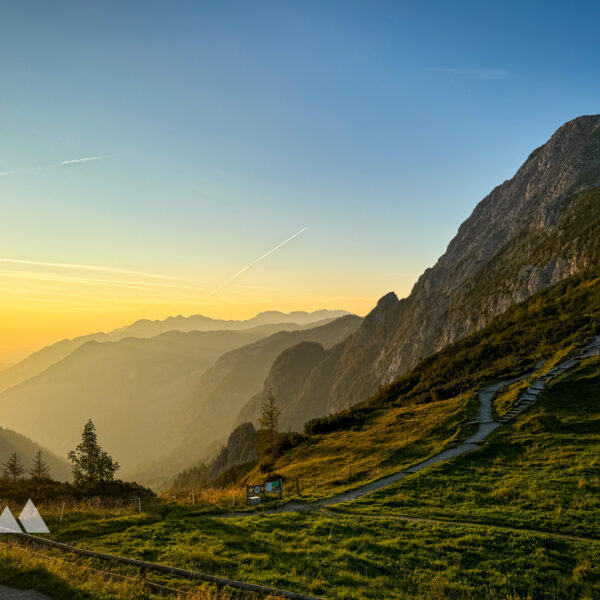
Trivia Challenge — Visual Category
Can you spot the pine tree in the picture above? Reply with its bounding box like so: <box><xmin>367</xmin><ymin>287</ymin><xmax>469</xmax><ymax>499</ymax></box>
<box><xmin>2</xmin><ymin>452</ymin><xmax>25</xmax><ymax>483</ymax></box>
<box><xmin>29</xmin><ymin>449</ymin><xmax>51</xmax><ymax>480</ymax></box>
<box><xmin>68</xmin><ymin>419</ymin><xmax>119</xmax><ymax>487</ymax></box>
<box><xmin>259</xmin><ymin>386</ymin><xmax>280</xmax><ymax>455</ymax></box>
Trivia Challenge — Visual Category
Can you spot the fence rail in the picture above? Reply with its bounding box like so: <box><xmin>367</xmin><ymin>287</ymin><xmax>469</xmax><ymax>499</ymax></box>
<box><xmin>13</xmin><ymin>532</ymin><xmax>326</xmax><ymax>600</ymax></box>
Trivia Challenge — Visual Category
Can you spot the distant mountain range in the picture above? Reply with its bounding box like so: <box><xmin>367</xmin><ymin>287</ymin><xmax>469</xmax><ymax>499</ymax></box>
<box><xmin>0</xmin><ymin>309</ymin><xmax>348</xmax><ymax>395</ymax></box>
<box><xmin>135</xmin><ymin>314</ymin><xmax>363</xmax><ymax>487</ymax></box>
<box><xmin>109</xmin><ymin>310</ymin><xmax>350</xmax><ymax>338</ymax></box>
<box><xmin>0</xmin><ymin>316</ymin><xmax>348</xmax><ymax>477</ymax></box>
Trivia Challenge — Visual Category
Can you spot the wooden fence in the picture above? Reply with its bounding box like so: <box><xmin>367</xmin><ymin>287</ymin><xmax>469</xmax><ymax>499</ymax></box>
<box><xmin>11</xmin><ymin>532</ymin><xmax>326</xmax><ymax>600</ymax></box>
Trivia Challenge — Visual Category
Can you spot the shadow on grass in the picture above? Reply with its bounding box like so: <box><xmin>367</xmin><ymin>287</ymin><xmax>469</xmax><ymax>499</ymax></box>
<box><xmin>0</xmin><ymin>554</ymin><xmax>101</xmax><ymax>600</ymax></box>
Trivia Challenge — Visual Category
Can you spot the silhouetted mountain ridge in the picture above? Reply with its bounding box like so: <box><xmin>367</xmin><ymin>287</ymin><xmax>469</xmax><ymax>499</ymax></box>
<box><xmin>0</xmin><ymin>309</ymin><xmax>349</xmax><ymax>394</ymax></box>
<box><xmin>241</xmin><ymin>116</ymin><xmax>600</xmax><ymax>426</ymax></box>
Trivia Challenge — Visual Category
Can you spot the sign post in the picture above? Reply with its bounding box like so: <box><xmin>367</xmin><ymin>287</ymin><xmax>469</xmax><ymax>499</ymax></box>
<box><xmin>246</xmin><ymin>478</ymin><xmax>283</xmax><ymax>504</ymax></box>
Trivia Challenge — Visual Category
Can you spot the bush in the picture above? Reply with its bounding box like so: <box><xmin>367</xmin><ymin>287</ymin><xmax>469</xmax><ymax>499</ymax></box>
<box><xmin>304</xmin><ymin>408</ymin><xmax>368</xmax><ymax>436</ymax></box>
<box><xmin>272</xmin><ymin>431</ymin><xmax>307</xmax><ymax>456</ymax></box>
<box><xmin>258</xmin><ymin>459</ymin><xmax>275</xmax><ymax>474</ymax></box>
<box><xmin>0</xmin><ymin>477</ymin><xmax>154</xmax><ymax>504</ymax></box>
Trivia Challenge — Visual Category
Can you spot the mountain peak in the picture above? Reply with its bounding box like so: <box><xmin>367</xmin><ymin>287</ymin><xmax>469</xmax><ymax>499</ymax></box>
<box><xmin>283</xmin><ymin>116</ymin><xmax>600</xmax><ymax>413</ymax></box>
<box><xmin>551</xmin><ymin>113</ymin><xmax>600</xmax><ymax>137</ymax></box>
<box><xmin>375</xmin><ymin>292</ymin><xmax>400</xmax><ymax>310</ymax></box>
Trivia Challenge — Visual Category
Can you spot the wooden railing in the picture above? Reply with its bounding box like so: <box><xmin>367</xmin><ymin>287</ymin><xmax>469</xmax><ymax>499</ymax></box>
<box><xmin>12</xmin><ymin>532</ymin><xmax>326</xmax><ymax>600</ymax></box>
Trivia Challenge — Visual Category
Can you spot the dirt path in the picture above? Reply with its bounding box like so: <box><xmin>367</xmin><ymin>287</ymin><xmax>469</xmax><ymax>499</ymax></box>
<box><xmin>215</xmin><ymin>379</ymin><xmax>523</xmax><ymax>516</ymax></box>
<box><xmin>216</xmin><ymin>337</ymin><xmax>600</xmax><ymax>518</ymax></box>
<box><xmin>319</xmin><ymin>377</ymin><xmax>520</xmax><ymax>506</ymax></box>
<box><xmin>0</xmin><ymin>586</ymin><xmax>52</xmax><ymax>600</ymax></box>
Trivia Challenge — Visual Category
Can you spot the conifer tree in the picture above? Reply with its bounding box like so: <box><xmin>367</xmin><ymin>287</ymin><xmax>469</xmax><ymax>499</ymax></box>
<box><xmin>29</xmin><ymin>449</ymin><xmax>51</xmax><ymax>480</ymax></box>
<box><xmin>259</xmin><ymin>386</ymin><xmax>280</xmax><ymax>455</ymax></box>
<box><xmin>68</xmin><ymin>419</ymin><xmax>119</xmax><ymax>487</ymax></box>
<box><xmin>2</xmin><ymin>452</ymin><xmax>25</xmax><ymax>482</ymax></box>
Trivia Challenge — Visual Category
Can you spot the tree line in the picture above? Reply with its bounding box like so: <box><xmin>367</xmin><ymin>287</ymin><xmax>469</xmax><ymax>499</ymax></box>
<box><xmin>2</xmin><ymin>449</ymin><xmax>49</xmax><ymax>482</ymax></box>
<box><xmin>2</xmin><ymin>418</ymin><xmax>119</xmax><ymax>487</ymax></box>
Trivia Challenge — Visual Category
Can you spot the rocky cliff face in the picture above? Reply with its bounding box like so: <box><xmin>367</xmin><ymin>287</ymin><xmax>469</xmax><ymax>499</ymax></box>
<box><xmin>165</xmin><ymin>314</ymin><xmax>362</xmax><ymax>474</ymax></box>
<box><xmin>209</xmin><ymin>422</ymin><xmax>257</xmax><ymax>481</ymax></box>
<box><xmin>235</xmin><ymin>341</ymin><xmax>327</xmax><ymax>431</ymax></box>
<box><xmin>283</xmin><ymin>115</ymin><xmax>600</xmax><ymax>420</ymax></box>
<box><xmin>380</xmin><ymin>115</ymin><xmax>600</xmax><ymax>382</ymax></box>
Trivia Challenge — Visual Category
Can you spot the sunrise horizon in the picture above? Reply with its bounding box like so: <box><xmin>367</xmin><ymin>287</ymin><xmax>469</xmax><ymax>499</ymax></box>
<box><xmin>1</xmin><ymin>250</ymin><xmax>396</xmax><ymax>362</ymax></box>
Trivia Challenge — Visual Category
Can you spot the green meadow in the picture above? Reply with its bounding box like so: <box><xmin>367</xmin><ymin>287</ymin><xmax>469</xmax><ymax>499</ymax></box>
<box><xmin>339</xmin><ymin>356</ymin><xmax>600</xmax><ymax>539</ymax></box>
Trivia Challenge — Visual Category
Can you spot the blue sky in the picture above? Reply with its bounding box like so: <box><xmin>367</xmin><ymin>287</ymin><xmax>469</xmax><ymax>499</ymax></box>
<box><xmin>1</xmin><ymin>1</ymin><xmax>599</xmax><ymax>358</ymax></box>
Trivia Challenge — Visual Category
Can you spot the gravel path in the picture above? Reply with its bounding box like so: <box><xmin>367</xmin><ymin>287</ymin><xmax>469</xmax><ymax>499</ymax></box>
<box><xmin>0</xmin><ymin>587</ymin><xmax>52</xmax><ymax>600</ymax></box>
<box><xmin>217</xmin><ymin>336</ymin><xmax>600</xmax><ymax>517</ymax></box>
<box><xmin>216</xmin><ymin>377</ymin><xmax>527</xmax><ymax>516</ymax></box>
<box><xmin>319</xmin><ymin>377</ymin><xmax>520</xmax><ymax>506</ymax></box>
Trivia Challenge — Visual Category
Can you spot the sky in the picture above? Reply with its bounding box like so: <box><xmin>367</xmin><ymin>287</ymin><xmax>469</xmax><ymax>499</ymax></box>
<box><xmin>1</xmin><ymin>1</ymin><xmax>600</xmax><ymax>362</ymax></box>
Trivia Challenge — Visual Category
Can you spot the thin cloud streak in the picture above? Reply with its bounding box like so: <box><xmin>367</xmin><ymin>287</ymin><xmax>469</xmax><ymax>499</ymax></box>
<box><xmin>0</xmin><ymin>259</ymin><xmax>179</xmax><ymax>281</ymax></box>
<box><xmin>0</xmin><ymin>154</ymin><xmax>117</xmax><ymax>176</ymax></box>
<box><xmin>208</xmin><ymin>227</ymin><xmax>308</xmax><ymax>297</ymax></box>
<box><xmin>0</xmin><ymin>270</ymin><xmax>198</xmax><ymax>299</ymax></box>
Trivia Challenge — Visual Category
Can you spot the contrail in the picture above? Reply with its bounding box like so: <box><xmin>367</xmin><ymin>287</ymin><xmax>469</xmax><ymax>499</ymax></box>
<box><xmin>208</xmin><ymin>227</ymin><xmax>308</xmax><ymax>297</ymax></box>
<box><xmin>0</xmin><ymin>154</ymin><xmax>116</xmax><ymax>176</ymax></box>
<box><xmin>0</xmin><ymin>258</ymin><xmax>179</xmax><ymax>280</ymax></box>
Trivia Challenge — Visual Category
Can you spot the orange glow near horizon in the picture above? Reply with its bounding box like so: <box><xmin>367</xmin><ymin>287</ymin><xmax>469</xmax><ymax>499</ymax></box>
<box><xmin>0</xmin><ymin>293</ymin><xmax>385</xmax><ymax>364</ymax></box>
<box><xmin>0</xmin><ymin>259</ymin><xmax>417</xmax><ymax>363</ymax></box>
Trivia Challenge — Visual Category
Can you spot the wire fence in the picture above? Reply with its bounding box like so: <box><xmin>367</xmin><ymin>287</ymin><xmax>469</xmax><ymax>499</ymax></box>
<box><xmin>4</xmin><ymin>532</ymin><xmax>325</xmax><ymax>600</ymax></box>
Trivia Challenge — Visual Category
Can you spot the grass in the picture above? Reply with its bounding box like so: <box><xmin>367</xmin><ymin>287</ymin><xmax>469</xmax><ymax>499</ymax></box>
<box><xmin>250</xmin><ymin>390</ymin><xmax>479</xmax><ymax>501</ymax></box>
<box><xmin>0</xmin><ymin>540</ymin><xmax>160</xmax><ymax>600</ymax></box>
<box><xmin>339</xmin><ymin>356</ymin><xmax>600</xmax><ymax>538</ymax></box>
<box><xmin>1</xmin><ymin>372</ymin><xmax>598</xmax><ymax>600</ymax></box>
<box><xmin>0</xmin><ymin>528</ymin><xmax>280</xmax><ymax>600</ymax></box>
<box><xmin>493</xmin><ymin>379</ymin><xmax>529</xmax><ymax>417</ymax></box>
<box><xmin>10</xmin><ymin>510</ymin><xmax>599</xmax><ymax>600</ymax></box>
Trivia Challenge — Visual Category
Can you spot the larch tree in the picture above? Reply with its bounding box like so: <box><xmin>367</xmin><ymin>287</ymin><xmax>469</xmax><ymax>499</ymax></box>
<box><xmin>29</xmin><ymin>449</ymin><xmax>51</xmax><ymax>480</ymax></box>
<box><xmin>2</xmin><ymin>452</ymin><xmax>25</xmax><ymax>483</ymax></box>
<box><xmin>259</xmin><ymin>386</ymin><xmax>281</xmax><ymax>455</ymax></box>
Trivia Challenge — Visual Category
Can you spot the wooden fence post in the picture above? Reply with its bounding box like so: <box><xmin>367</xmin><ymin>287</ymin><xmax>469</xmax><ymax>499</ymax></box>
<box><xmin>138</xmin><ymin>497</ymin><xmax>141</xmax><ymax>514</ymax></box>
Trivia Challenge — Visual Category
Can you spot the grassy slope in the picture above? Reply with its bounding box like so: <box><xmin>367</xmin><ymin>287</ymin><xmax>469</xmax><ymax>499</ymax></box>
<box><xmin>257</xmin><ymin>392</ymin><xmax>478</xmax><ymax>500</ymax></box>
<box><xmin>0</xmin><ymin>541</ymin><xmax>251</xmax><ymax>600</ymax></box>
<box><xmin>340</xmin><ymin>356</ymin><xmax>600</xmax><ymax>538</ymax></box>
<box><xmin>242</xmin><ymin>273</ymin><xmax>600</xmax><ymax>500</ymax></box>
<box><xmin>18</xmin><ymin>508</ymin><xmax>599</xmax><ymax>600</ymax></box>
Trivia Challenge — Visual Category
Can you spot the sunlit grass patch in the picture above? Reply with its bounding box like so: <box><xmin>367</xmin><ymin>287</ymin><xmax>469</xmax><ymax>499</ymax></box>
<box><xmin>342</xmin><ymin>356</ymin><xmax>600</xmax><ymax>538</ymax></box>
